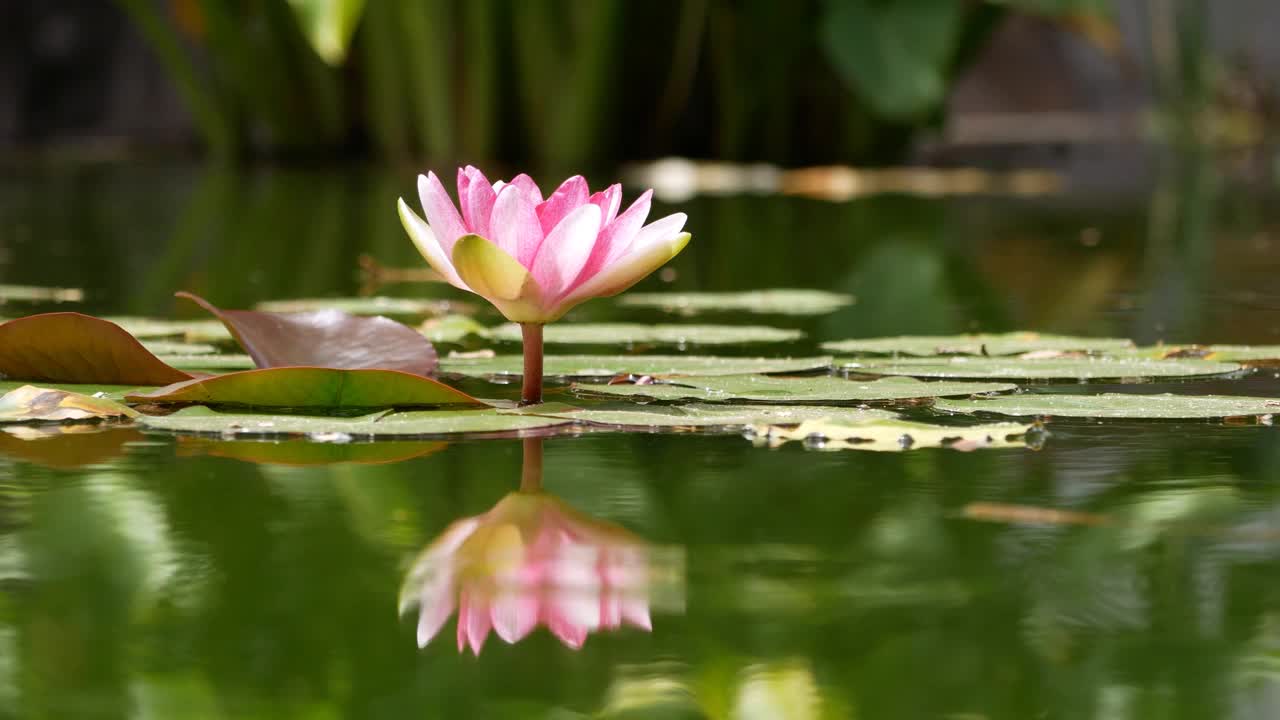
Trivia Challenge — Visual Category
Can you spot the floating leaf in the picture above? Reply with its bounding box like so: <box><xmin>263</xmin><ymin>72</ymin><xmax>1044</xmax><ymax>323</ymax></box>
<box><xmin>255</xmin><ymin>296</ymin><xmax>469</xmax><ymax>319</ymax></box>
<box><xmin>154</xmin><ymin>354</ymin><xmax>255</xmax><ymax>371</ymax></box>
<box><xmin>105</xmin><ymin>316</ymin><xmax>233</xmax><ymax>342</ymax></box>
<box><xmin>748</xmin><ymin>418</ymin><xmax>1036</xmax><ymax>452</ymax></box>
<box><xmin>140</xmin><ymin>341</ymin><xmax>219</xmax><ymax>355</ymax></box>
<box><xmin>139</xmin><ymin>406</ymin><xmax>572</xmax><ymax>437</ymax></box>
<box><xmin>936</xmin><ymin>393</ymin><xmax>1280</xmax><ymax>420</ymax></box>
<box><xmin>1140</xmin><ymin>344</ymin><xmax>1280</xmax><ymax>364</ymax></box>
<box><xmin>178</xmin><ymin>291</ymin><xmax>438</xmax><ymax>376</ymax></box>
<box><xmin>0</xmin><ymin>385</ymin><xmax>138</xmax><ymax>424</ymax></box>
<box><xmin>576</xmin><ymin>375</ymin><xmax>1015</xmax><ymax>404</ymax></box>
<box><xmin>618</xmin><ymin>289</ymin><xmax>854</xmax><ymax>316</ymax></box>
<box><xmin>420</xmin><ymin>314</ymin><xmax>490</xmax><ymax>344</ymax></box>
<box><xmin>0</xmin><ymin>313</ymin><xmax>194</xmax><ymax>385</ymax></box>
<box><xmin>822</xmin><ymin>332</ymin><xmax>1135</xmax><ymax>356</ymax></box>
<box><xmin>0</xmin><ymin>426</ymin><xmax>145</xmax><ymax>469</ymax></box>
<box><xmin>0</xmin><ymin>284</ymin><xmax>84</xmax><ymax>303</ymax></box>
<box><xmin>127</xmin><ymin>367</ymin><xmax>483</xmax><ymax>409</ymax></box>
<box><xmin>488</xmin><ymin>323</ymin><xmax>803</xmax><ymax>346</ymax></box>
<box><xmin>0</xmin><ymin>381</ymin><xmax>155</xmax><ymax>402</ymax></box>
<box><xmin>177</xmin><ymin>437</ymin><xmax>448</xmax><ymax>466</ymax></box>
<box><xmin>841</xmin><ymin>356</ymin><xmax>1239</xmax><ymax>380</ymax></box>
<box><xmin>531</xmin><ymin>403</ymin><xmax>898</xmax><ymax>428</ymax></box>
<box><xmin>441</xmin><ymin>354</ymin><xmax>834</xmax><ymax>378</ymax></box>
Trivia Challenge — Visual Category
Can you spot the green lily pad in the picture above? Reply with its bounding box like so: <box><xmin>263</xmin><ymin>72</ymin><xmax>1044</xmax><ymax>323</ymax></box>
<box><xmin>618</xmin><ymin>289</ymin><xmax>854</xmax><ymax>316</ymax></box>
<box><xmin>748</xmin><ymin>418</ymin><xmax>1036</xmax><ymax>451</ymax></box>
<box><xmin>0</xmin><ymin>385</ymin><xmax>138</xmax><ymax>424</ymax></box>
<box><xmin>0</xmin><ymin>381</ymin><xmax>154</xmax><ymax>402</ymax></box>
<box><xmin>936</xmin><ymin>393</ymin><xmax>1280</xmax><ymax>420</ymax></box>
<box><xmin>154</xmin><ymin>354</ymin><xmax>256</xmax><ymax>371</ymax></box>
<box><xmin>440</xmin><ymin>354</ymin><xmax>834</xmax><ymax>378</ymax></box>
<box><xmin>138</xmin><ymin>406</ymin><xmax>572</xmax><ymax>437</ymax></box>
<box><xmin>575</xmin><ymin>375</ymin><xmax>1016</xmax><ymax>404</ymax></box>
<box><xmin>105</xmin><ymin>316</ymin><xmax>233</xmax><ymax>342</ymax></box>
<box><xmin>126</xmin><ymin>367</ymin><xmax>483</xmax><ymax>409</ymax></box>
<box><xmin>254</xmin><ymin>296</ymin><xmax>467</xmax><ymax>319</ymax></box>
<box><xmin>822</xmin><ymin>332</ymin><xmax>1135</xmax><ymax>356</ymax></box>
<box><xmin>420</xmin><ymin>314</ymin><xmax>490</xmax><ymax>344</ymax></box>
<box><xmin>532</xmin><ymin>403</ymin><xmax>898</xmax><ymax>428</ymax></box>
<box><xmin>840</xmin><ymin>356</ymin><xmax>1240</xmax><ymax>380</ymax></box>
<box><xmin>140</xmin><ymin>341</ymin><xmax>219</xmax><ymax>355</ymax></box>
<box><xmin>488</xmin><ymin>323</ymin><xmax>804</xmax><ymax>346</ymax></box>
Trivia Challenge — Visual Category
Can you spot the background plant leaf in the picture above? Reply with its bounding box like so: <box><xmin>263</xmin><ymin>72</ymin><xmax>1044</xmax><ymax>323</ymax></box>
<box><xmin>285</xmin><ymin>0</ymin><xmax>367</xmax><ymax>65</ymax></box>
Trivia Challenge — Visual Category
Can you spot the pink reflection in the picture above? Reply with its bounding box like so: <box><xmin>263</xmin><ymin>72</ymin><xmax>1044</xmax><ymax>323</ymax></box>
<box><xmin>399</xmin><ymin>439</ymin><xmax>667</xmax><ymax>654</ymax></box>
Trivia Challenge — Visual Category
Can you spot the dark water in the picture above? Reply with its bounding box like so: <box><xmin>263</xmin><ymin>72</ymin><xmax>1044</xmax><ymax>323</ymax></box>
<box><xmin>2</xmin><ymin>158</ymin><xmax>1280</xmax><ymax>718</ymax></box>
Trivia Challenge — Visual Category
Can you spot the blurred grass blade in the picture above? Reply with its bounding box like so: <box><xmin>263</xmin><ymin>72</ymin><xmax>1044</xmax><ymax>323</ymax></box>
<box><xmin>286</xmin><ymin>0</ymin><xmax>368</xmax><ymax>65</ymax></box>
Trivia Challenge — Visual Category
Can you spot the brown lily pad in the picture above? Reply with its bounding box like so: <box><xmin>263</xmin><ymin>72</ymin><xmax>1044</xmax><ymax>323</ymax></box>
<box><xmin>0</xmin><ymin>313</ymin><xmax>194</xmax><ymax>386</ymax></box>
<box><xmin>177</xmin><ymin>291</ymin><xmax>439</xmax><ymax>376</ymax></box>
<box><xmin>126</xmin><ymin>366</ymin><xmax>484</xmax><ymax>409</ymax></box>
<box><xmin>0</xmin><ymin>385</ymin><xmax>139</xmax><ymax>424</ymax></box>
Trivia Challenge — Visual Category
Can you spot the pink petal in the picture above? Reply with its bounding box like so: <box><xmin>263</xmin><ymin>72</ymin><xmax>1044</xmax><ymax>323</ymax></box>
<box><xmin>545</xmin><ymin>609</ymin><xmax>589</xmax><ymax>649</ymax></box>
<box><xmin>457</xmin><ymin>588</ymin><xmax>492</xmax><ymax>655</ymax></box>
<box><xmin>589</xmin><ymin>184</ymin><xmax>623</xmax><ymax>226</ymax></box>
<box><xmin>418</xmin><ymin>173</ymin><xmax>468</xmax><ymax>252</ymax></box>
<box><xmin>564</xmin><ymin>190</ymin><xmax>652</xmax><ymax>296</ymax></box>
<box><xmin>621</xmin><ymin>597</ymin><xmax>652</xmax><ymax>631</ymax></box>
<box><xmin>490</xmin><ymin>184</ymin><xmax>545</xmax><ymax>268</ymax></box>
<box><xmin>620</xmin><ymin>212</ymin><xmax>687</xmax><ymax>257</ymax></box>
<box><xmin>599</xmin><ymin>592</ymin><xmax>622</xmax><ymax>629</ymax></box>
<box><xmin>457</xmin><ymin>166</ymin><xmax>496</xmax><ymax>238</ymax></box>
<box><xmin>416</xmin><ymin>578</ymin><xmax>457</xmax><ymax>647</ymax></box>
<box><xmin>398</xmin><ymin>198</ymin><xmax>467</xmax><ymax>290</ymax></box>
<box><xmin>507</xmin><ymin>173</ymin><xmax>544</xmax><ymax>204</ymax></box>
<box><xmin>536</xmin><ymin>175</ymin><xmax>590</xmax><ymax>236</ymax></box>
<box><xmin>490</xmin><ymin>590</ymin><xmax>540</xmax><ymax>644</ymax></box>
<box><xmin>530</xmin><ymin>204</ymin><xmax>602</xmax><ymax>299</ymax></box>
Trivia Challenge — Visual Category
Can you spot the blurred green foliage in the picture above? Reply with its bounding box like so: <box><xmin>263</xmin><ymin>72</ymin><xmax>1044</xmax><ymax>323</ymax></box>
<box><xmin>114</xmin><ymin>0</ymin><xmax>1110</xmax><ymax>170</ymax></box>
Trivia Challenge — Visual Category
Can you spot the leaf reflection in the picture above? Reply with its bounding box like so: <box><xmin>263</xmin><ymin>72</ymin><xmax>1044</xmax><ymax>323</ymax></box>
<box><xmin>398</xmin><ymin>438</ymin><xmax>684</xmax><ymax>654</ymax></box>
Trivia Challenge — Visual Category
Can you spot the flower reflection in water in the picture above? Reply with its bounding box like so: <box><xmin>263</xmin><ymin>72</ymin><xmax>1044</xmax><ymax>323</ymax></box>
<box><xmin>399</xmin><ymin>438</ymin><xmax>682</xmax><ymax>654</ymax></box>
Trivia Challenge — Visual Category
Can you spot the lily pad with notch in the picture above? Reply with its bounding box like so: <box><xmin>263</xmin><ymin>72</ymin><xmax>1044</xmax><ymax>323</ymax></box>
<box><xmin>840</xmin><ymin>356</ymin><xmax>1240</xmax><ymax>380</ymax></box>
<box><xmin>575</xmin><ymin>375</ymin><xmax>1016</xmax><ymax>404</ymax></box>
<box><xmin>747</xmin><ymin>417</ymin><xmax>1038</xmax><ymax>452</ymax></box>
<box><xmin>441</xmin><ymin>354</ymin><xmax>834</xmax><ymax>378</ymax></box>
<box><xmin>488</xmin><ymin>322</ymin><xmax>804</xmax><ymax>346</ymax></box>
<box><xmin>822</xmin><ymin>332</ymin><xmax>1135</xmax><ymax>356</ymax></box>
<box><xmin>618</xmin><ymin>289</ymin><xmax>854</xmax><ymax>316</ymax></box>
<box><xmin>936</xmin><ymin>393</ymin><xmax>1280</xmax><ymax>420</ymax></box>
<box><xmin>127</xmin><ymin>367</ymin><xmax>484</xmax><ymax>409</ymax></box>
<box><xmin>139</xmin><ymin>406</ymin><xmax>573</xmax><ymax>437</ymax></box>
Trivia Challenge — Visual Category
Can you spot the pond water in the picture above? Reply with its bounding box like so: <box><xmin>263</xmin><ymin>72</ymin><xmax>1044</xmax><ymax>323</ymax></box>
<box><xmin>2</xmin><ymin>159</ymin><xmax>1280</xmax><ymax>718</ymax></box>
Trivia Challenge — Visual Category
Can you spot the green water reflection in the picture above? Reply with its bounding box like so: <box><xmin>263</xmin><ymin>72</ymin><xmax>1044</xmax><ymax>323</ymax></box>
<box><xmin>1</xmin><ymin>161</ymin><xmax>1280</xmax><ymax>717</ymax></box>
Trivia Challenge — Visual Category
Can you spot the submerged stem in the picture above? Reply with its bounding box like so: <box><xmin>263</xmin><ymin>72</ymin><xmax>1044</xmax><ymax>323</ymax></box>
<box><xmin>520</xmin><ymin>323</ymin><xmax>544</xmax><ymax>405</ymax></box>
<box><xmin>520</xmin><ymin>437</ymin><xmax>544</xmax><ymax>493</ymax></box>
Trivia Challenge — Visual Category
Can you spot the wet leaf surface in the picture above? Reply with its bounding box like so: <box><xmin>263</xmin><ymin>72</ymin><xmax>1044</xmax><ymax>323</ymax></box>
<box><xmin>748</xmin><ymin>418</ymin><xmax>1036</xmax><ymax>451</ymax></box>
<box><xmin>255</xmin><ymin>296</ymin><xmax>468</xmax><ymax>319</ymax></box>
<box><xmin>127</xmin><ymin>367</ymin><xmax>484</xmax><ymax>409</ymax></box>
<box><xmin>575</xmin><ymin>375</ymin><xmax>1016</xmax><ymax>404</ymax></box>
<box><xmin>488</xmin><ymin>322</ymin><xmax>804</xmax><ymax>346</ymax></box>
<box><xmin>139</xmin><ymin>406</ymin><xmax>573</xmax><ymax>437</ymax></box>
<box><xmin>822</xmin><ymin>332</ymin><xmax>1135</xmax><ymax>356</ymax></box>
<box><xmin>0</xmin><ymin>385</ymin><xmax>139</xmax><ymax>423</ymax></box>
<box><xmin>177</xmin><ymin>437</ymin><xmax>449</xmax><ymax>466</ymax></box>
<box><xmin>0</xmin><ymin>313</ymin><xmax>195</xmax><ymax>385</ymax></box>
<box><xmin>936</xmin><ymin>393</ymin><xmax>1280</xmax><ymax>419</ymax></box>
<box><xmin>441</xmin><ymin>354</ymin><xmax>835</xmax><ymax>378</ymax></box>
<box><xmin>529</xmin><ymin>403</ymin><xmax>898</xmax><ymax>428</ymax></box>
<box><xmin>618</xmin><ymin>289</ymin><xmax>854</xmax><ymax>316</ymax></box>
<box><xmin>0</xmin><ymin>425</ymin><xmax>145</xmax><ymax>468</ymax></box>
<box><xmin>841</xmin><ymin>356</ymin><xmax>1240</xmax><ymax>380</ymax></box>
<box><xmin>180</xmin><ymin>292</ymin><xmax>439</xmax><ymax>376</ymax></box>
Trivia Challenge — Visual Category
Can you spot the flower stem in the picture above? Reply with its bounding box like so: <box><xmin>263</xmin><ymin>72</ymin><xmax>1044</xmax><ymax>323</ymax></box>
<box><xmin>520</xmin><ymin>437</ymin><xmax>543</xmax><ymax>493</ymax></box>
<box><xmin>520</xmin><ymin>323</ymin><xmax>544</xmax><ymax>405</ymax></box>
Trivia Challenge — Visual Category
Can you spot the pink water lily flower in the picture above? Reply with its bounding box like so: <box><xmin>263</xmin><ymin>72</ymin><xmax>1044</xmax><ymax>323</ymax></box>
<box><xmin>398</xmin><ymin>491</ymin><xmax>657</xmax><ymax>654</ymax></box>
<box><xmin>399</xmin><ymin>167</ymin><xmax>690</xmax><ymax>326</ymax></box>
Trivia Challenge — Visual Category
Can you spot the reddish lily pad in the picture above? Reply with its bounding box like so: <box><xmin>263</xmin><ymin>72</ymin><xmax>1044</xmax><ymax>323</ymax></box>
<box><xmin>0</xmin><ymin>313</ymin><xmax>194</xmax><ymax>386</ymax></box>
<box><xmin>127</xmin><ymin>367</ymin><xmax>484</xmax><ymax>409</ymax></box>
<box><xmin>177</xmin><ymin>292</ymin><xmax>439</xmax><ymax>376</ymax></box>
